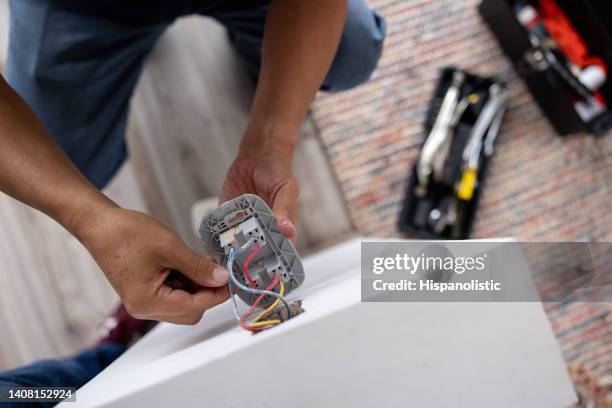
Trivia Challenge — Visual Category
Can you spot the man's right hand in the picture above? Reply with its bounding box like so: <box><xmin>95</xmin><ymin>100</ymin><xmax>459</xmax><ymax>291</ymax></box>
<box><xmin>1</xmin><ymin>76</ymin><xmax>230</xmax><ymax>325</ymax></box>
<box><xmin>73</xmin><ymin>207</ymin><xmax>230</xmax><ymax>325</ymax></box>
<box><xmin>0</xmin><ymin>76</ymin><xmax>229</xmax><ymax>325</ymax></box>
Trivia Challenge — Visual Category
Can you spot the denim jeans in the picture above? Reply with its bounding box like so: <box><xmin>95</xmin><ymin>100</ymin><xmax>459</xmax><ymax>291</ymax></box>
<box><xmin>0</xmin><ymin>342</ymin><xmax>125</xmax><ymax>408</ymax></box>
<box><xmin>6</xmin><ymin>0</ymin><xmax>386</xmax><ymax>188</ymax></box>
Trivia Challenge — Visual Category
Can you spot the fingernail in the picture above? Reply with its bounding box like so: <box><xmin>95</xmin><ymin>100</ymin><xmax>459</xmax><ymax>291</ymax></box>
<box><xmin>213</xmin><ymin>266</ymin><xmax>228</xmax><ymax>283</ymax></box>
<box><xmin>280</xmin><ymin>219</ymin><xmax>293</xmax><ymax>229</ymax></box>
<box><xmin>280</xmin><ymin>220</ymin><xmax>296</xmax><ymax>236</ymax></box>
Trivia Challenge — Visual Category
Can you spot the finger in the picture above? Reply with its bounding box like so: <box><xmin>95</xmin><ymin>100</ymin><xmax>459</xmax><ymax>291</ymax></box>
<box><xmin>193</xmin><ymin>285</ymin><xmax>230</xmax><ymax>308</ymax></box>
<box><xmin>272</xmin><ymin>180</ymin><xmax>299</xmax><ymax>241</ymax></box>
<box><xmin>169</xmin><ymin>240</ymin><xmax>229</xmax><ymax>288</ymax></box>
<box><xmin>219</xmin><ymin>161</ymin><xmax>255</xmax><ymax>203</ymax></box>
<box><xmin>155</xmin><ymin>285</ymin><xmax>230</xmax><ymax>324</ymax></box>
<box><xmin>160</xmin><ymin>315</ymin><xmax>207</xmax><ymax>325</ymax></box>
<box><xmin>219</xmin><ymin>187</ymin><xmax>242</xmax><ymax>204</ymax></box>
<box><xmin>164</xmin><ymin>269</ymin><xmax>204</xmax><ymax>293</ymax></box>
<box><xmin>218</xmin><ymin>190</ymin><xmax>232</xmax><ymax>205</ymax></box>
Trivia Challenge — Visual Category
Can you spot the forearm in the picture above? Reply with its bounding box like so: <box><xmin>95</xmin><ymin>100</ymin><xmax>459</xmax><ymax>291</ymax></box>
<box><xmin>241</xmin><ymin>0</ymin><xmax>347</xmax><ymax>159</ymax></box>
<box><xmin>0</xmin><ymin>76</ymin><xmax>116</xmax><ymax>237</ymax></box>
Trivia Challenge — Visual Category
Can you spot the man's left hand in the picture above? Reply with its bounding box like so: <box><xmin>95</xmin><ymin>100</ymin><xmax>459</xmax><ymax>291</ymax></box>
<box><xmin>220</xmin><ymin>149</ymin><xmax>299</xmax><ymax>243</ymax></box>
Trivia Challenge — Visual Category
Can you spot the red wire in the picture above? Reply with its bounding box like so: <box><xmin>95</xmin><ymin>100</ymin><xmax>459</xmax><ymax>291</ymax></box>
<box><xmin>239</xmin><ymin>275</ymin><xmax>280</xmax><ymax>333</ymax></box>
<box><xmin>237</xmin><ymin>243</ymin><xmax>278</xmax><ymax>333</ymax></box>
<box><xmin>238</xmin><ymin>321</ymin><xmax>261</xmax><ymax>333</ymax></box>
<box><xmin>242</xmin><ymin>243</ymin><xmax>261</xmax><ymax>288</ymax></box>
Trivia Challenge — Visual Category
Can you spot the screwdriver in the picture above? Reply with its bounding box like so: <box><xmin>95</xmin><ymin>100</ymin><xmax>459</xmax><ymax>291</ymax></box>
<box><xmin>456</xmin><ymin>84</ymin><xmax>507</xmax><ymax>201</ymax></box>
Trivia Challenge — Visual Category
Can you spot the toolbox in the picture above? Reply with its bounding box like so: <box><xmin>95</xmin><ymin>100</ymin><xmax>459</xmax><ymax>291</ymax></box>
<box><xmin>479</xmin><ymin>0</ymin><xmax>612</xmax><ymax>136</ymax></box>
<box><xmin>398</xmin><ymin>68</ymin><xmax>507</xmax><ymax>239</ymax></box>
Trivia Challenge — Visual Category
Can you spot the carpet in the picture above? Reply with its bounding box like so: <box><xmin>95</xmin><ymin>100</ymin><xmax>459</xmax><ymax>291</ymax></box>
<box><xmin>311</xmin><ymin>0</ymin><xmax>612</xmax><ymax>405</ymax></box>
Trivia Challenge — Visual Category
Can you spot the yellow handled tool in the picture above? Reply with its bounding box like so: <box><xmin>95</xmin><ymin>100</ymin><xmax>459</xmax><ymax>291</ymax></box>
<box><xmin>455</xmin><ymin>84</ymin><xmax>507</xmax><ymax>201</ymax></box>
<box><xmin>456</xmin><ymin>167</ymin><xmax>478</xmax><ymax>201</ymax></box>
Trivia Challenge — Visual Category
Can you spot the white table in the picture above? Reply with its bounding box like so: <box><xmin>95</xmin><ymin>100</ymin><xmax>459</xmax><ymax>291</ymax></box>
<box><xmin>66</xmin><ymin>238</ymin><xmax>576</xmax><ymax>407</ymax></box>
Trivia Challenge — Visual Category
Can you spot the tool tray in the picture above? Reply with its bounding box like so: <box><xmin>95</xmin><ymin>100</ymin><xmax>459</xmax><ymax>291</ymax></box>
<box><xmin>398</xmin><ymin>68</ymin><xmax>505</xmax><ymax>239</ymax></box>
<box><xmin>479</xmin><ymin>0</ymin><xmax>612</xmax><ymax>136</ymax></box>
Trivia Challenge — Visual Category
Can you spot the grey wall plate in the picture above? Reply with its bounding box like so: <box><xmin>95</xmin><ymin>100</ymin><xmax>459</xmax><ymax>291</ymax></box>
<box><xmin>199</xmin><ymin>194</ymin><xmax>304</xmax><ymax>306</ymax></box>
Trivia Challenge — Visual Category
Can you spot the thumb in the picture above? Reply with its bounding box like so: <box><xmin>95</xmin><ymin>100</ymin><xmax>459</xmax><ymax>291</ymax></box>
<box><xmin>272</xmin><ymin>179</ymin><xmax>299</xmax><ymax>240</ymax></box>
<box><xmin>171</xmin><ymin>242</ymin><xmax>229</xmax><ymax>288</ymax></box>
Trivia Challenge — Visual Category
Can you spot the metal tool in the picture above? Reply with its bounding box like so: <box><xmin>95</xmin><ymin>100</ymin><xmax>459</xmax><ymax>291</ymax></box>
<box><xmin>415</xmin><ymin>71</ymin><xmax>465</xmax><ymax>197</ymax></box>
<box><xmin>456</xmin><ymin>84</ymin><xmax>507</xmax><ymax>201</ymax></box>
<box><xmin>483</xmin><ymin>103</ymin><xmax>506</xmax><ymax>157</ymax></box>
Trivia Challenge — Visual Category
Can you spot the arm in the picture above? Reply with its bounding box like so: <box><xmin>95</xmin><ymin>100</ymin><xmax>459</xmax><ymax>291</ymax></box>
<box><xmin>0</xmin><ymin>75</ymin><xmax>228</xmax><ymax>324</ymax></box>
<box><xmin>0</xmin><ymin>76</ymin><xmax>114</xmax><ymax>232</ymax></box>
<box><xmin>221</xmin><ymin>0</ymin><xmax>347</xmax><ymax>240</ymax></box>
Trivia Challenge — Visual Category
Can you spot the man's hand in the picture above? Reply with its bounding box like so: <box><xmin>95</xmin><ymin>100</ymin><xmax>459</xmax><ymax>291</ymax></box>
<box><xmin>220</xmin><ymin>149</ymin><xmax>299</xmax><ymax>242</ymax></box>
<box><xmin>0</xmin><ymin>76</ymin><xmax>229</xmax><ymax>325</ymax></box>
<box><xmin>221</xmin><ymin>0</ymin><xmax>347</xmax><ymax>242</ymax></box>
<box><xmin>74</xmin><ymin>207</ymin><xmax>230</xmax><ymax>325</ymax></box>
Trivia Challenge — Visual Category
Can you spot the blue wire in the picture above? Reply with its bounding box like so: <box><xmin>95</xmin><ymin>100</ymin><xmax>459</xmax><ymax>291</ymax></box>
<box><xmin>227</xmin><ymin>275</ymin><xmax>242</xmax><ymax>321</ymax></box>
<box><xmin>227</xmin><ymin>239</ymin><xmax>292</xmax><ymax>320</ymax></box>
<box><xmin>228</xmin><ymin>246</ymin><xmax>292</xmax><ymax>320</ymax></box>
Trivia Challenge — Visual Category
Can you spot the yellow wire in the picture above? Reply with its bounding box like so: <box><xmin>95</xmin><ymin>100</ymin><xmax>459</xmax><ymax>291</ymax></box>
<box><xmin>247</xmin><ymin>319</ymin><xmax>282</xmax><ymax>328</ymax></box>
<box><xmin>250</xmin><ymin>280</ymin><xmax>285</xmax><ymax>326</ymax></box>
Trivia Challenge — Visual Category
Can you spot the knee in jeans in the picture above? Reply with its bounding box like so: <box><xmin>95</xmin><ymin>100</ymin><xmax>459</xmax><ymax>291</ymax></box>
<box><xmin>322</xmin><ymin>3</ymin><xmax>386</xmax><ymax>92</ymax></box>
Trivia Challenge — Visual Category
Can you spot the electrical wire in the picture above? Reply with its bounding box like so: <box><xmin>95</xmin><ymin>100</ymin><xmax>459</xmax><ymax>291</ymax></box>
<box><xmin>241</xmin><ymin>242</ymin><xmax>283</xmax><ymax>324</ymax></box>
<box><xmin>227</xmin><ymin>275</ymin><xmax>242</xmax><ymax>321</ymax></box>
<box><xmin>226</xmin><ymin>238</ymin><xmax>292</xmax><ymax>332</ymax></box>
<box><xmin>227</xmin><ymin>240</ymin><xmax>291</xmax><ymax>319</ymax></box>
<box><xmin>242</xmin><ymin>243</ymin><xmax>261</xmax><ymax>288</ymax></box>
<box><xmin>251</xmin><ymin>280</ymin><xmax>284</xmax><ymax>323</ymax></box>
<box><xmin>239</xmin><ymin>276</ymin><xmax>282</xmax><ymax>332</ymax></box>
<box><xmin>238</xmin><ymin>246</ymin><xmax>283</xmax><ymax>331</ymax></box>
<box><xmin>240</xmin><ymin>244</ymin><xmax>282</xmax><ymax>328</ymax></box>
